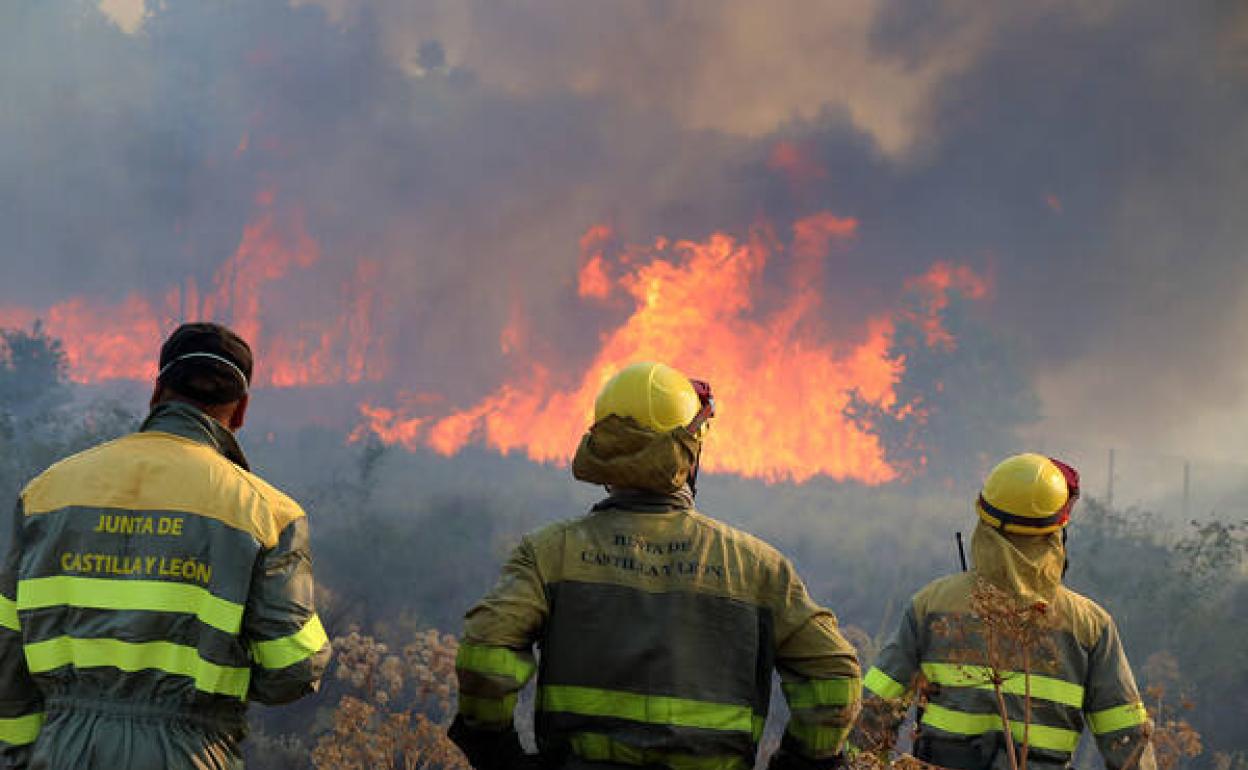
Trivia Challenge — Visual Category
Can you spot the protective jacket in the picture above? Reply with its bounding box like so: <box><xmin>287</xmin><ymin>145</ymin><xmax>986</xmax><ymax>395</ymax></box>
<box><xmin>452</xmin><ymin>418</ymin><xmax>861</xmax><ymax>770</ymax></box>
<box><xmin>0</xmin><ymin>402</ymin><xmax>331</xmax><ymax>770</ymax></box>
<box><xmin>863</xmin><ymin>523</ymin><xmax>1155</xmax><ymax>770</ymax></box>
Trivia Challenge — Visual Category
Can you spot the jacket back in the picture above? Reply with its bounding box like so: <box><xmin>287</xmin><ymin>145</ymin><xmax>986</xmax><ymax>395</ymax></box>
<box><xmin>456</xmin><ymin>499</ymin><xmax>861</xmax><ymax>770</ymax></box>
<box><xmin>0</xmin><ymin>404</ymin><xmax>331</xmax><ymax>765</ymax></box>
<box><xmin>864</xmin><ymin>523</ymin><xmax>1154</xmax><ymax>770</ymax></box>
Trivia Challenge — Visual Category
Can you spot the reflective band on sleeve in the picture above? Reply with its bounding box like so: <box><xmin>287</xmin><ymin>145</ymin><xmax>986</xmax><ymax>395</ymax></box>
<box><xmin>921</xmin><ymin>662</ymin><xmax>1085</xmax><ymax>708</ymax></box>
<box><xmin>0</xmin><ymin>595</ymin><xmax>17</xmax><ymax>632</ymax></box>
<box><xmin>863</xmin><ymin>667</ymin><xmax>907</xmax><ymax>699</ymax></box>
<box><xmin>0</xmin><ymin>713</ymin><xmax>43</xmax><ymax>747</ymax></box>
<box><xmin>782</xmin><ymin>677</ymin><xmax>862</xmax><ymax>709</ymax></box>
<box><xmin>458</xmin><ymin>692</ymin><xmax>518</xmax><ymax>725</ymax></box>
<box><xmin>569</xmin><ymin>732</ymin><xmax>752</xmax><ymax>770</ymax></box>
<box><xmin>17</xmin><ymin>576</ymin><xmax>245</xmax><ymax>635</ymax></box>
<box><xmin>538</xmin><ymin>685</ymin><xmax>759</xmax><ymax>735</ymax></box>
<box><xmin>1089</xmin><ymin>702</ymin><xmax>1149</xmax><ymax>734</ymax></box>
<box><xmin>786</xmin><ymin>721</ymin><xmax>851</xmax><ymax>754</ymax></box>
<box><xmin>456</xmin><ymin>642</ymin><xmax>536</xmax><ymax>684</ymax></box>
<box><xmin>250</xmin><ymin>614</ymin><xmax>328</xmax><ymax>671</ymax></box>
<box><xmin>24</xmin><ymin>637</ymin><xmax>249</xmax><ymax>699</ymax></box>
<box><xmin>922</xmin><ymin>703</ymin><xmax>1080</xmax><ymax>753</ymax></box>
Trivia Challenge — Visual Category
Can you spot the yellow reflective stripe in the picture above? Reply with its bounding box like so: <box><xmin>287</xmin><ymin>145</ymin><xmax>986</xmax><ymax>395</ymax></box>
<box><xmin>863</xmin><ymin>667</ymin><xmax>907</xmax><ymax>699</ymax></box>
<box><xmin>539</xmin><ymin>685</ymin><xmax>757</xmax><ymax>735</ymax></box>
<box><xmin>17</xmin><ymin>576</ymin><xmax>244</xmax><ymax>635</ymax></box>
<box><xmin>786</xmin><ymin>721</ymin><xmax>850</xmax><ymax>754</ymax></box>
<box><xmin>250</xmin><ymin>614</ymin><xmax>328</xmax><ymax>670</ymax></box>
<box><xmin>24</xmin><ymin>637</ymin><xmax>249</xmax><ymax>698</ymax></box>
<box><xmin>782</xmin><ymin>677</ymin><xmax>862</xmax><ymax>709</ymax></box>
<box><xmin>456</xmin><ymin>643</ymin><xmax>536</xmax><ymax>684</ymax></box>
<box><xmin>922</xmin><ymin>703</ymin><xmax>1080</xmax><ymax>753</ymax></box>
<box><xmin>0</xmin><ymin>595</ymin><xmax>17</xmax><ymax>632</ymax></box>
<box><xmin>1089</xmin><ymin>702</ymin><xmax>1149</xmax><ymax>734</ymax></box>
<box><xmin>921</xmin><ymin>662</ymin><xmax>1084</xmax><ymax>708</ymax></box>
<box><xmin>458</xmin><ymin>693</ymin><xmax>518</xmax><ymax>725</ymax></box>
<box><xmin>0</xmin><ymin>713</ymin><xmax>43</xmax><ymax>747</ymax></box>
<box><xmin>569</xmin><ymin>732</ymin><xmax>751</xmax><ymax>770</ymax></box>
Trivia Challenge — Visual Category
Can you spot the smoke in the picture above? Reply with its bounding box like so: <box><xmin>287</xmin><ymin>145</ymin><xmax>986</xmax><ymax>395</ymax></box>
<box><xmin>3</xmin><ymin>0</ymin><xmax>1247</xmax><ymax>476</ymax></box>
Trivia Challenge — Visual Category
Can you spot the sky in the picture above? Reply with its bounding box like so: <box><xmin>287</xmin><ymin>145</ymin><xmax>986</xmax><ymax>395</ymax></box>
<box><xmin>3</xmin><ymin>0</ymin><xmax>1247</xmax><ymax>499</ymax></box>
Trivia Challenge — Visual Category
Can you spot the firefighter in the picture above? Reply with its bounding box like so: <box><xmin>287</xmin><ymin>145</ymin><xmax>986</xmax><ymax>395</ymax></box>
<box><xmin>449</xmin><ymin>361</ymin><xmax>862</xmax><ymax>770</ymax></box>
<box><xmin>860</xmin><ymin>453</ymin><xmax>1156</xmax><ymax>770</ymax></box>
<box><xmin>0</xmin><ymin>322</ymin><xmax>331</xmax><ymax>770</ymax></box>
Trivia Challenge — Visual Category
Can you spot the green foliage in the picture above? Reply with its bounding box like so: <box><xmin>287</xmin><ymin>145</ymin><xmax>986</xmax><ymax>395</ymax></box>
<box><xmin>0</xmin><ymin>322</ymin><xmax>69</xmax><ymax>420</ymax></box>
<box><xmin>1068</xmin><ymin>500</ymin><xmax>1247</xmax><ymax>760</ymax></box>
<box><xmin>0</xmin><ymin>324</ymin><xmax>135</xmax><ymax>504</ymax></box>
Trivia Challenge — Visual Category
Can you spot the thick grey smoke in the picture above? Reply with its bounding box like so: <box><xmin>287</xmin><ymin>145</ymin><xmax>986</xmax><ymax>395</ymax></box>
<box><xmin>3</xmin><ymin>0</ymin><xmax>1247</xmax><ymax>477</ymax></box>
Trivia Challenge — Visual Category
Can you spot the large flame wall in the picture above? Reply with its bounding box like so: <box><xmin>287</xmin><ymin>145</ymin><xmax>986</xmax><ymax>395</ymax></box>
<box><xmin>0</xmin><ymin>189</ymin><xmax>985</xmax><ymax>485</ymax></box>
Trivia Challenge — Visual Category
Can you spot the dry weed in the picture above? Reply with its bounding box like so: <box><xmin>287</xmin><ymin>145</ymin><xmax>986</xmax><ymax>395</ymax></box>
<box><xmin>311</xmin><ymin>627</ymin><xmax>469</xmax><ymax>770</ymax></box>
<box><xmin>928</xmin><ymin>578</ymin><xmax>1060</xmax><ymax>770</ymax></box>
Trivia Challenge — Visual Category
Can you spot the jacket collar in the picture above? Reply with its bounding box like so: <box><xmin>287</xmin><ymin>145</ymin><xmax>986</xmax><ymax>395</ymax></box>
<box><xmin>971</xmin><ymin>520</ymin><xmax>1065</xmax><ymax>603</ymax></box>
<box><xmin>140</xmin><ymin>401</ymin><xmax>251</xmax><ymax>471</ymax></box>
<box><xmin>592</xmin><ymin>486</ymin><xmax>694</xmax><ymax>513</ymax></box>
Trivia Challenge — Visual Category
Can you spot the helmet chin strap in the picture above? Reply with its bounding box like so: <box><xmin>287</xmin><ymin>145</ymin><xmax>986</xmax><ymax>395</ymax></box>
<box><xmin>685</xmin><ymin>378</ymin><xmax>714</xmax><ymax>499</ymax></box>
<box><xmin>689</xmin><ymin>444</ymin><xmax>702</xmax><ymax>499</ymax></box>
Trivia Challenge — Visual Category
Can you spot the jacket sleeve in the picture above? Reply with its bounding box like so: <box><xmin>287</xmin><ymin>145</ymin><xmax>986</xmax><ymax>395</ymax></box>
<box><xmin>862</xmin><ymin>602</ymin><xmax>922</xmax><ymax>702</ymax></box>
<box><xmin>769</xmin><ymin>559</ymin><xmax>862</xmax><ymax>768</ymax></box>
<box><xmin>1084</xmin><ymin>617</ymin><xmax>1156</xmax><ymax>770</ymax></box>
<box><xmin>451</xmin><ymin>535</ymin><xmax>546</xmax><ymax>770</ymax></box>
<box><xmin>0</xmin><ymin>499</ymin><xmax>42</xmax><ymax>770</ymax></box>
<box><xmin>850</xmin><ymin>602</ymin><xmax>922</xmax><ymax>755</ymax></box>
<box><xmin>242</xmin><ymin>514</ymin><xmax>331</xmax><ymax>705</ymax></box>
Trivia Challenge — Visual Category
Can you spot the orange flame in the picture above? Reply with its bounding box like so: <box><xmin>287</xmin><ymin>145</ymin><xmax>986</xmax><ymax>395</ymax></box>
<box><xmin>577</xmin><ymin>225</ymin><xmax>614</xmax><ymax>300</ymax></box>
<box><xmin>359</xmin><ymin>212</ymin><xmax>986</xmax><ymax>484</ymax></box>
<box><xmin>0</xmin><ymin>189</ymin><xmax>389</xmax><ymax>387</ymax></box>
<box><xmin>767</xmin><ymin>140</ymin><xmax>828</xmax><ymax>190</ymax></box>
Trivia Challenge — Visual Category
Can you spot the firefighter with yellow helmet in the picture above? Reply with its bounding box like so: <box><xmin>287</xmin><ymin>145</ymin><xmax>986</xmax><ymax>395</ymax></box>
<box><xmin>860</xmin><ymin>453</ymin><xmax>1156</xmax><ymax>769</ymax></box>
<box><xmin>450</xmin><ymin>362</ymin><xmax>862</xmax><ymax>770</ymax></box>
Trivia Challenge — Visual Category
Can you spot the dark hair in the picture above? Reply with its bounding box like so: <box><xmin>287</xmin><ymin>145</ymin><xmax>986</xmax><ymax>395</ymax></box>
<box><xmin>157</xmin><ymin>322</ymin><xmax>253</xmax><ymax>406</ymax></box>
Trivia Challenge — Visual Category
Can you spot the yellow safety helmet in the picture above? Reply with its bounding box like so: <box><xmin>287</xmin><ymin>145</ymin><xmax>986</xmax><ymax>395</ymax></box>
<box><xmin>977</xmin><ymin>453</ymin><xmax>1081</xmax><ymax>536</ymax></box>
<box><xmin>594</xmin><ymin>362</ymin><xmax>712</xmax><ymax>434</ymax></box>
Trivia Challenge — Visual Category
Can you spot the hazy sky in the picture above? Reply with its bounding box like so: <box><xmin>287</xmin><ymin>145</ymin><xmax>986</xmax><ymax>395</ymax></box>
<box><xmin>4</xmin><ymin>0</ymin><xmax>1247</xmax><ymax>486</ymax></box>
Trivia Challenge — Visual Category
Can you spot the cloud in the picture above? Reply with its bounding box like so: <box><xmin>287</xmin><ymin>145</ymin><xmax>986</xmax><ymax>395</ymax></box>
<box><xmin>98</xmin><ymin>0</ymin><xmax>147</xmax><ymax>35</ymax></box>
<box><xmin>293</xmin><ymin>0</ymin><xmax>996</xmax><ymax>157</ymax></box>
<box><xmin>2</xmin><ymin>0</ymin><xmax>1248</xmax><ymax>479</ymax></box>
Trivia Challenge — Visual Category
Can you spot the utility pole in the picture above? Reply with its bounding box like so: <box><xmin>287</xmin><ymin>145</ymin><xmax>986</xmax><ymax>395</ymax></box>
<box><xmin>1106</xmin><ymin>448</ymin><xmax>1116</xmax><ymax>508</ymax></box>
<box><xmin>1182</xmin><ymin>461</ymin><xmax>1191</xmax><ymax>519</ymax></box>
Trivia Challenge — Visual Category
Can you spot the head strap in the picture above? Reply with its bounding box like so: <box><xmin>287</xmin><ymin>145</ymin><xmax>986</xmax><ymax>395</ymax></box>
<box><xmin>158</xmin><ymin>352</ymin><xmax>250</xmax><ymax>391</ymax></box>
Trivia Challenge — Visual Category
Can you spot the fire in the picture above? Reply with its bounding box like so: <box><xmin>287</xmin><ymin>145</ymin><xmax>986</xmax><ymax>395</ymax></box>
<box><xmin>0</xmin><ymin>190</ymin><xmax>389</xmax><ymax>387</ymax></box>
<box><xmin>1</xmin><ymin>182</ymin><xmax>985</xmax><ymax>485</ymax></box>
<box><xmin>767</xmin><ymin>140</ymin><xmax>828</xmax><ymax>191</ymax></box>
<box><xmin>577</xmin><ymin>225</ymin><xmax>614</xmax><ymax>300</ymax></box>
<box><xmin>359</xmin><ymin>211</ymin><xmax>986</xmax><ymax>484</ymax></box>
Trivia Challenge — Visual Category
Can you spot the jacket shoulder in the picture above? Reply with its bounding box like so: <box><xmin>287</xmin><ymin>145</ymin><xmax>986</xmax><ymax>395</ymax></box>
<box><xmin>21</xmin><ymin>432</ymin><xmax>305</xmax><ymax>549</ymax></box>
<box><xmin>20</xmin><ymin>436</ymin><xmax>129</xmax><ymax>503</ymax></box>
<box><xmin>687</xmin><ymin>510</ymin><xmax>792</xmax><ymax>571</ymax></box>
<box><xmin>912</xmin><ymin>572</ymin><xmax>975</xmax><ymax>617</ymax></box>
<box><xmin>1055</xmin><ymin>586</ymin><xmax>1112</xmax><ymax>649</ymax></box>
<box><xmin>232</xmin><ymin>467</ymin><xmax>307</xmax><ymax>542</ymax></box>
<box><xmin>523</xmin><ymin>517</ymin><xmax>579</xmax><ymax>546</ymax></box>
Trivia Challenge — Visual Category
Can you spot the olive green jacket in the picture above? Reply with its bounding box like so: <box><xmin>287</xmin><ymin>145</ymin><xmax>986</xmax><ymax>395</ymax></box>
<box><xmin>0</xmin><ymin>403</ymin><xmax>331</xmax><ymax>770</ymax></box>
<box><xmin>453</xmin><ymin>418</ymin><xmax>861</xmax><ymax>770</ymax></box>
<box><xmin>863</xmin><ymin>523</ymin><xmax>1155</xmax><ymax>770</ymax></box>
